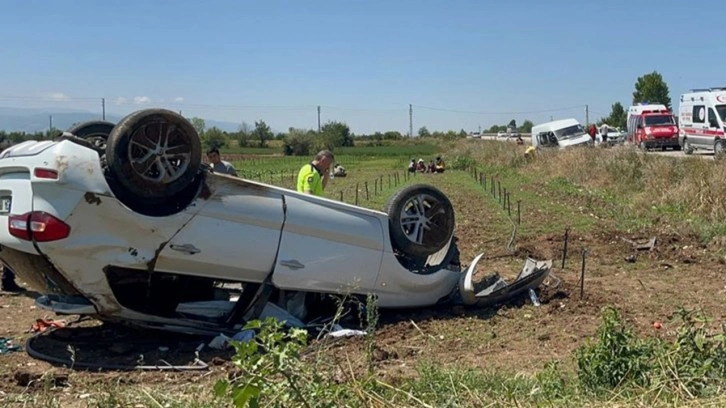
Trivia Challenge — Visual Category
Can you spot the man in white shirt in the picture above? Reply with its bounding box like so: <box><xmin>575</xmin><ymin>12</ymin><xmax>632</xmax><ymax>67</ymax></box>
<box><xmin>206</xmin><ymin>147</ymin><xmax>238</xmax><ymax>176</ymax></box>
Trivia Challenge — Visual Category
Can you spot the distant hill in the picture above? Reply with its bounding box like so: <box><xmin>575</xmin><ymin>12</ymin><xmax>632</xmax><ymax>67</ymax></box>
<box><xmin>0</xmin><ymin>107</ymin><xmax>248</xmax><ymax>133</ymax></box>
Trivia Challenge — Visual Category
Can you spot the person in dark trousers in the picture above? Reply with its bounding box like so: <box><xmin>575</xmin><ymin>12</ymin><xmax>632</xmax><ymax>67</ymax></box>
<box><xmin>1</xmin><ymin>264</ymin><xmax>24</xmax><ymax>292</ymax></box>
<box><xmin>588</xmin><ymin>124</ymin><xmax>597</xmax><ymax>142</ymax></box>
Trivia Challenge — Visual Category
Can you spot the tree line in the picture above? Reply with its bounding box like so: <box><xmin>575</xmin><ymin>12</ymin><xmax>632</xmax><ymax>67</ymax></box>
<box><xmin>598</xmin><ymin>71</ymin><xmax>672</xmax><ymax>130</ymax></box>
<box><xmin>0</xmin><ymin>71</ymin><xmax>674</xmax><ymax>154</ymax></box>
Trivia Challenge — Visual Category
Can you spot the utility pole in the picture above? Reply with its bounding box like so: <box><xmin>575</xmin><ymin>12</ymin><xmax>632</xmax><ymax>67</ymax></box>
<box><xmin>478</xmin><ymin>125</ymin><xmax>481</xmax><ymax>134</ymax></box>
<box><xmin>101</xmin><ymin>98</ymin><xmax>106</xmax><ymax>120</ymax></box>
<box><xmin>49</xmin><ymin>115</ymin><xmax>53</xmax><ymax>133</ymax></box>
<box><xmin>585</xmin><ymin>104</ymin><xmax>589</xmax><ymax>127</ymax></box>
<box><xmin>317</xmin><ymin>105</ymin><xmax>321</xmax><ymax>132</ymax></box>
<box><xmin>409</xmin><ymin>104</ymin><xmax>413</xmax><ymax>137</ymax></box>
<box><xmin>550</xmin><ymin>115</ymin><xmax>554</xmax><ymax>121</ymax></box>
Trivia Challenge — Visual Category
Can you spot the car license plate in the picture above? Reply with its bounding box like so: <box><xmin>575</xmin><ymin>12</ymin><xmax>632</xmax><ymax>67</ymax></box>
<box><xmin>0</xmin><ymin>196</ymin><xmax>11</xmax><ymax>214</ymax></box>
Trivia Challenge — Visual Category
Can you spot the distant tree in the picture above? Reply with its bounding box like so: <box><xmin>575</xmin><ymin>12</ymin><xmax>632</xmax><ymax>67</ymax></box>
<box><xmin>520</xmin><ymin>120</ymin><xmax>534</xmax><ymax>133</ymax></box>
<box><xmin>283</xmin><ymin>127</ymin><xmax>315</xmax><ymax>156</ymax></box>
<box><xmin>252</xmin><ymin>120</ymin><xmax>274</xmax><ymax>148</ymax></box>
<box><xmin>370</xmin><ymin>131</ymin><xmax>384</xmax><ymax>146</ymax></box>
<box><xmin>190</xmin><ymin>117</ymin><xmax>206</xmax><ymax>136</ymax></box>
<box><xmin>239</xmin><ymin>121</ymin><xmax>253</xmax><ymax>134</ymax></box>
<box><xmin>203</xmin><ymin>126</ymin><xmax>227</xmax><ymax>148</ymax></box>
<box><xmin>320</xmin><ymin>121</ymin><xmax>354</xmax><ymax>149</ymax></box>
<box><xmin>459</xmin><ymin>129</ymin><xmax>468</xmax><ymax>138</ymax></box>
<box><xmin>633</xmin><ymin>71</ymin><xmax>671</xmax><ymax>111</ymax></box>
<box><xmin>418</xmin><ymin>126</ymin><xmax>431</xmax><ymax>138</ymax></box>
<box><xmin>236</xmin><ymin>121</ymin><xmax>253</xmax><ymax>147</ymax></box>
<box><xmin>600</xmin><ymin>102</ymin><xmax>627</xmax><ymax>129</ymax></box>
<box><xmin>383</xmin><ymin>131</ymin><xmax>402</xmax><ymax>140</ymax></box>
<box><xmin>274</xmin><ymin>132</ymin><xmax>286</xmax><ymax>140</ymax></box>
<box><xmin>508</xmin><ymin>119</ymin><xmax>517</xmax><ymax>128</ymax></box>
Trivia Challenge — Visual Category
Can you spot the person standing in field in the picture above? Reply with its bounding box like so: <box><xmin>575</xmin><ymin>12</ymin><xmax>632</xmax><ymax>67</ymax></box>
<box><xmin>588</xmin><ymin>124</ymin><xmax>597</xmax><ymax>142</ymax></box>
<box><xmin>297</xmin><ymin>150</ymin><xmax>334</xmax><ymax>196</ymax></box>
<box><xmin>206</xmin><ymin>147</ymin><xmax>238</xmax><ymax>176</ymax></box>
<box><xmin>600</xmin><ymin>123</ymin><xmax>609</xmax><ymax>145</ymax></box>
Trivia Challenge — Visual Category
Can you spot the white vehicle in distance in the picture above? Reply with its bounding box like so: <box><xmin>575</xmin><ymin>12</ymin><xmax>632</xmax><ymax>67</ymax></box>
<box><xmin>496</xmin><ymin>131</ymin><xmax>507</xmax><ymax>139</ymax></box>
<box><xmin>678</xmin><ymin>87</ymin><xmax>726</xmax><ymax>156</ymax></box>
<box><xmin>531</xmin><ymin>118</ymin><xmax>592</xmax><ymax>149</ymax></box>
<box><xmin>0</xmin><ymin>109</ymin><xmax>552</xmax><ymax>335</ymax></box>
<box><xmin>598</xmin><ymin>125</ymin><xmax>626</xmax><ymax>145</ymax></box>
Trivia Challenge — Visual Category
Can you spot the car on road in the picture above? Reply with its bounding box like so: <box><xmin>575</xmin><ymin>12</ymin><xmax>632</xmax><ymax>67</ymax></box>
<box><xmin>0</xmin><ymin>109</ymin><xmax>551</xmax><ymax>335</ymax></box>
<box><xmin>496</xmin><ymin>131</ymin><xmax>507</xmax><ymax>139</ymax></box>
<box><xmin>597</xmin><ymin>125</ymin><xmax>626</xmax><ymax>145</ymax></box>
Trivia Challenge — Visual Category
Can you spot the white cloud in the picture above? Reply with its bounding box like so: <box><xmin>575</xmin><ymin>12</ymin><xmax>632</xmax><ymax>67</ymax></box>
<box><xmin>173</xmin><ymin>96</ymin><xmax>184</xmax><ymax>102</ymax></box>
<box><xmin>133</xmin><ymin>96</ymin><xmax>151</xmax><ymax>105</ymax></box>
<box><xmin>43</xmin><ymin>92</ymin><xmax>69</xmax><ymax>101</ymax></box>
<box><xmin>114</xmin><ymin>97</ymin><xmax>127</xmax><ymax>105</ymax></box>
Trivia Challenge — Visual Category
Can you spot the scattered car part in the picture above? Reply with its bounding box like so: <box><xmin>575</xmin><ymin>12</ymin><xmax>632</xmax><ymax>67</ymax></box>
<box><xmin>457</xmin><ymin>254</ymin><xmax>552</xmax><ymax>307</ymax></box>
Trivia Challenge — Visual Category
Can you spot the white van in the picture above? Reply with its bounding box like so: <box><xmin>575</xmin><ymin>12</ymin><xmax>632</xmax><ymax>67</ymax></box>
<box><xmin>531</xmin><ymin>118</ymin><xmax>592</xmax><ymax>149</ymax></box>
<box><xmin>678</xmin><ymin>87</ymin><xmax>726</xmax><ymax>155</ymax></box>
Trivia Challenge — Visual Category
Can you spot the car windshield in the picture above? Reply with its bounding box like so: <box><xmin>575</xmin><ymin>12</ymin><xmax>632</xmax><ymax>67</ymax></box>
<box><xmin>717</xmin><ymin>105</ymin><xmax>726</xmax><ymax>123</ymax></box>
<box><xmin>644</xmin><ymin>115</ymin><xmax>675</xmax><ymax>126</ymax></box>
<box><xmin>553</xmin><ymin>124</ymin><xmax>586</xmax><ymax>140</ymax></box>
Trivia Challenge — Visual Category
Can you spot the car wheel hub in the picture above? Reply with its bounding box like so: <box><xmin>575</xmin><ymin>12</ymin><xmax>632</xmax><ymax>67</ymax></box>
<box><xmin>399</xmin><ymin>194</ymin><xmax>447</xmax><ymax>245</ymax></box>
<box><xmin>128</xmin><ymin>122</ymin><xmax>192</xmax><ymax>183</ymax></box>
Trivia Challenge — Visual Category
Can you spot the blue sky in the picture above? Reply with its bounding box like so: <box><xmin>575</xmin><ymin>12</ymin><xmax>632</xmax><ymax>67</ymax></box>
<box><xmin>1</xmin><ymin>0</ymin><xmax>725</xmax><ymax>134</ymax></box>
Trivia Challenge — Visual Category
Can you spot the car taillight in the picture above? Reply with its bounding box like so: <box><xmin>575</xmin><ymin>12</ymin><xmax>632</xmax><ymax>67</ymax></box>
<box><xmin>8</xmin><ymin>211</ymin><xmax>71</xmax><ymax>242</ymax></box>
<box><xmin>34</xmin><ymin>168</ymin><xmax>58</xmax><ymax>179</ymax></box>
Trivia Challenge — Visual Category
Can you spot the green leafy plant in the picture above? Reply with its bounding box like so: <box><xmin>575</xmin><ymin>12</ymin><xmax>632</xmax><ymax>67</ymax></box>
<box><xmin>575</xmin><ymin>307</ymin><xmax>654</xmax><ymax>392</ymax></box>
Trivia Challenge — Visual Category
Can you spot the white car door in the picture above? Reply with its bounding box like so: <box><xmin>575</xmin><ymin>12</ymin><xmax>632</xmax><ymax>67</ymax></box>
<box><xmin>154</xmin><ymin>177</ymin><xmax>285</xmax><ymax>283</ymax></box>
<box><xmin>272</xmin><ymin>195</ymin><xmax>384</xmax><ymax>295</ymax></box>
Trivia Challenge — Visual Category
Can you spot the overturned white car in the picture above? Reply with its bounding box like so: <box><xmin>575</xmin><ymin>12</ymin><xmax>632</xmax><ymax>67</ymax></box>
<box><xmin>0</xmin><ymin>109</ymin><xmax>551</xmax><ymax>335</ymax></box>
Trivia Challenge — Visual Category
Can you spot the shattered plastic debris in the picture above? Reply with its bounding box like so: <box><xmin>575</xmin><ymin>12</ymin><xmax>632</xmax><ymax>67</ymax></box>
<box><xmin>326</xmin><ymin>324</ymin><xmax>366</xmax><ymax>338</ymax></box>
<box><xmin>0</xmin><ymin>337</ymin><xmax>21</xmax><ymax>354</ymax></box>
<box><xmin>29</xmin><ymin>318</ymin><xmax>67</xmax><ymax>333</ymax></box>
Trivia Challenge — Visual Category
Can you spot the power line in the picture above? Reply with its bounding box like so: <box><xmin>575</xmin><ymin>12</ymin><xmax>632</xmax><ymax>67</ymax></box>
<box><xmin>319</xmin><ymin>105</ymin><xmax>406</xmax><ymax>112</ymax></box>
<box><xmin>0</xmin><ymin>95</ymin><xmax>102</xmax><ymax>101</ymax></box>
<box><xmin>411</xmin><ymin>104</ymin><xmax>587</xmax><ymax>115</ymax></box>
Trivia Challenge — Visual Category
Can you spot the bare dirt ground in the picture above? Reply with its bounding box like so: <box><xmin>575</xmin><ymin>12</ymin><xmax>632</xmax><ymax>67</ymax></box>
<box><xmin>1</xmin><ymin>169</ymin><xmax>724</xmax><ymax>406</ymax></box>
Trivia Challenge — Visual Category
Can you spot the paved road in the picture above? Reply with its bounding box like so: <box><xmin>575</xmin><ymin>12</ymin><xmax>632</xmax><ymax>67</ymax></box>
<box><xmin>474</xmin><ymin>135</ymin><xmax>720</xmax><ymax>160</ymax></box>
<box><xmin>646</xmin><ymin>149</ymin><xmax>715</xmax><ymax>160</ymax></box>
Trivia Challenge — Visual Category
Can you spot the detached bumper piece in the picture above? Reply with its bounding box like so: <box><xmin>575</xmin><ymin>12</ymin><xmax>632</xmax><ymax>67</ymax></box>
<box><xmin>458</xmin><ymin>254</ymin><xmax>552</xmax><ymax>306</ymax></box>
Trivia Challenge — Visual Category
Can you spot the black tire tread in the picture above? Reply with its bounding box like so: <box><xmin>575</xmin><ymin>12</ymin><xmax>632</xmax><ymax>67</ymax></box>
<box><xmin>384</xmin><ymin>183</ymin><xmax>455</xmax><ymax>258</ymax></box>
<box><xmin>105</xmin><ymin>108</ymin><xmax>202</xmax><ymax>201</ymax></box>
<box><xmin>67</xmin><ymin>120</ymin><xmax>116</xmax><ymax>140</ymax></box>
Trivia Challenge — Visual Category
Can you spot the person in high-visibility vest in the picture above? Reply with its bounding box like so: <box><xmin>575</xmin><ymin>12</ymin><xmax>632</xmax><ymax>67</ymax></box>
<box><xmin>297</xmin><ymin>150</ymin><xmax>335</xmax><ymax>196</ymax></box>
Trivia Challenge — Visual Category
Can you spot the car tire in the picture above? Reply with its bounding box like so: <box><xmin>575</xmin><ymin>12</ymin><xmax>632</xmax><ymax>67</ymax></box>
<box><xmin>683</xmin><ymin>139</ymin><xmax>694</xmax><ymax>155</ymax></box>
<box><xmin>715</xmin><ymin>139</ymin><xmax>726</xmax><ymax>159</ymax></box>
<box><xmin>385</xmin><ymin>184</ymin><xmax>455</xmax><ymax>258</ymax></box>
<box><xmin>106</xmin><ymin>109</ymin><xmax>202</xmax><ymax>201</ymax></box>
<box><xmin>67</xmin><ymin>120</ymin><xmax>115</xmax><ymax>151</ymax></box>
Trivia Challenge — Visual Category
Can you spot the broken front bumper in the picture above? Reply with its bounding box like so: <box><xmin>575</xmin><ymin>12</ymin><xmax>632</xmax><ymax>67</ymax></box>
<box><xmin>457</xmin><ymin>253</ymin><xmax>553</xmax><ymax>306</ymax></box>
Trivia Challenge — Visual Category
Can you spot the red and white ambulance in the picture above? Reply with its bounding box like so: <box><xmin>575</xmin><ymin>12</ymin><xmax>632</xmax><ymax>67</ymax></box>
<box><xmin>678</xmin><ymin>88</ymin><xmax>726</xmax><ymax>156</ymax></box>
<box><xmin>626</xmin><ymin>103</ymin><xmax>680</xmax><ymax>151</ymax></box>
